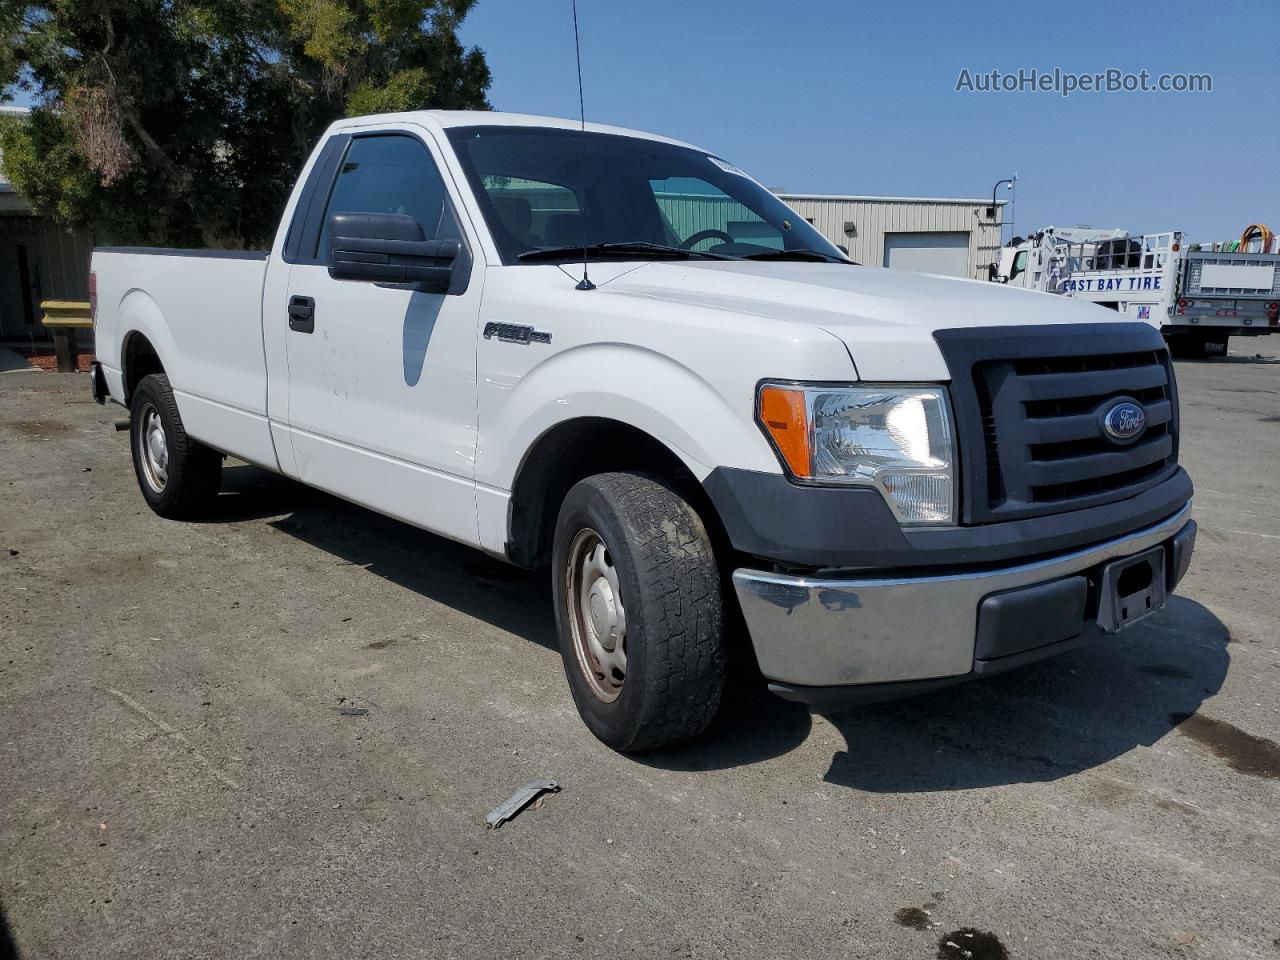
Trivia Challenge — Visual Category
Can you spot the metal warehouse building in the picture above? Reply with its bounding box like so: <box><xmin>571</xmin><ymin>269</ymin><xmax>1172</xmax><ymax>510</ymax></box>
<box><xmin>778</xmin><ymin>193</ymin><xmax>1007</xmax><ymax>280</ymax></box>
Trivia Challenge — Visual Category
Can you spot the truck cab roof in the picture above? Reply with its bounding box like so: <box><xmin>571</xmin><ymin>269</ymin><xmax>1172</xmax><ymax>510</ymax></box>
<box><xmin>328</xmin><ymin>110</ymin><xmax>704</xmax><ymax>153</ymax></box>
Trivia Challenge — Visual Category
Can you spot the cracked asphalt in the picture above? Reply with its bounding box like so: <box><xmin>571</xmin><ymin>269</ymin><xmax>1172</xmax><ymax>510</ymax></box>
<box><xmin>2</xmin><ymin>345</ymin><xmax>1278</xmax><ymax>959</ymax></box>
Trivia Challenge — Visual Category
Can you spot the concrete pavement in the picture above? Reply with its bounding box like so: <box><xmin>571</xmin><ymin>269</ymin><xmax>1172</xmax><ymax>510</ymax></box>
<box><xmin>1</xmin><ymin>347</ymin><xmax>1277</xmax><ymax>959</ymax></box>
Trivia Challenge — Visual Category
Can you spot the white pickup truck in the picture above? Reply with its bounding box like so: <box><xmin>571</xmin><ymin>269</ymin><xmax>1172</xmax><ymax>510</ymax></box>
<box><xmin>90</xmin><ymin>111</ymin><xmax>1196</xmax><ymax>751</ymax></box>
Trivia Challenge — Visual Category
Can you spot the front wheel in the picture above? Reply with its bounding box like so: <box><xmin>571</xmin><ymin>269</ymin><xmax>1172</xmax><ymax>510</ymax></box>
<box><xmin>552</xmin><ymin>472</ymin><xmax>726</xmax><ymax>752</ymax></box>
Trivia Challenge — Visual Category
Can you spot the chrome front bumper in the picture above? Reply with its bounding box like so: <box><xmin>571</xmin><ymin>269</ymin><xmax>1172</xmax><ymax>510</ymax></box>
<box><xmin>732</xmin><ymin>503</ymin><xmax>1195</xmax><ymax>691</ymax></box>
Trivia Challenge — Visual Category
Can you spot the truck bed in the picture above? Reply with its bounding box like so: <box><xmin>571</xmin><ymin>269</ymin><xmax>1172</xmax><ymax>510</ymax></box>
<box><xmin>92</xmin><ymin>247</ymin><xmax>277</xmax><ymax>468</ymax></box>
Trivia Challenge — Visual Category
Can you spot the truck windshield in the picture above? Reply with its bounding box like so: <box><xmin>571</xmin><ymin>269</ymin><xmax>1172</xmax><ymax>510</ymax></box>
<box><xmin>446</xmin><ymin>126</ymin><xmax>846</xmax><ymax>265</ymax></box>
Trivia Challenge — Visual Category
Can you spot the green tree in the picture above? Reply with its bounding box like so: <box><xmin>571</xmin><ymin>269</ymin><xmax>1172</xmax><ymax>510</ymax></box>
<box><xmin>0</xmin><ymin>0</ymin><xmax>490</xmax><ymax>248</ymax></box>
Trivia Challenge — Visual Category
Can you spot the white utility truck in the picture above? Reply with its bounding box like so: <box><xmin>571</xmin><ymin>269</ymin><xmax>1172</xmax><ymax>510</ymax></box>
<box><xmin>995</xmin><ymin>225</ymin><xmax>1280</xmax><ymax>356</ymax></box>
<box><xmin>1174</xmin><ymin>229</ymin><xmax>1280</xmax><ymax>355</ymax></box>
<box><xmin>90</xmin><ymin>112</ymin><xmax>1196</xmax><ymax>751</ymax></box>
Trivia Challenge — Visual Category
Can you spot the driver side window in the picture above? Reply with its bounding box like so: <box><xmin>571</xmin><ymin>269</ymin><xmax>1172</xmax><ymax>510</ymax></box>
<box><xmin>1010</xmin><ymin>250</ymin><xmax>1028</xmax><ymax>280</ymax></box>
<box><xmin>315</xmin><ymin>134</ymin><xmax>458</xmax><ymax>257</ymax></box>
<box><xmin>649</xmin><ymin>176</ymin><xmax>784</xmax><ymax>251</ymax></box>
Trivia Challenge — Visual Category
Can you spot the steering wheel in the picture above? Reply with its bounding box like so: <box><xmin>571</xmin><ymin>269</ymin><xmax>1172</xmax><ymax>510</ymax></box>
<box><xmin>680</xmin><ymin>229</ymin><xmax>735</xmax><ymax>250</ymax></box>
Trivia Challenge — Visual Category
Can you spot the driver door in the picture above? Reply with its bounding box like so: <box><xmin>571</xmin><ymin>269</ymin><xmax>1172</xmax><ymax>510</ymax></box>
<box><xmin>279</xmin><ymin>130</ymin><xmax>483</xmax><ymax>545</ymax></box>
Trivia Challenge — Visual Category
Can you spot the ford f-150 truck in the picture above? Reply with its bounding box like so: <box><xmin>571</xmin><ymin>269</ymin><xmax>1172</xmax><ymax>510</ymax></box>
<box><xmin>89</xmin><ymin>111</ymin><xmax>1197</xmax><ymax>752</ymax></box>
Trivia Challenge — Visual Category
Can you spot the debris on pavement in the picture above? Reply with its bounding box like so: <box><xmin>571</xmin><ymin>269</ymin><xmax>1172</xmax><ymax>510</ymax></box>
<box><xmin>485</xmin><ymin>779</ymin><xmax>560</xmax><ymax>829</ymax></box>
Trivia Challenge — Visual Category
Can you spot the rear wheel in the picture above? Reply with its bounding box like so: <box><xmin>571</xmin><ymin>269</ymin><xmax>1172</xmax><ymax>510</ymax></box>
<box><xmin>1203</xmin><ymin>334</ymin><xmax>1229</xmax><ymax>356</ymax></box>
<box><xmin>129</xmin><ymin>373</ymin><xmax>222</xmax><ymax>518</ymax></box>
<box><xmin>552</xmin><ymin>472</ymin><xmax>726</xmax><ymax>752</ymax></box>
<box><xmin>1167</xmin><ymin>333</ymin><xmax>1228</xmax><ymax>358</ymax></box>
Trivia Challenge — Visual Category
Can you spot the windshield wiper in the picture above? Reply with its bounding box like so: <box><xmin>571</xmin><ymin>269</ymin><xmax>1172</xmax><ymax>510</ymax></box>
<box><xmin>518</xmin><ymin>241</ymin><xmax>738</xmax><ymax>262</ymax></box>
<box><xmin>741</xmin><ymin>248</ymin><xmax>850</xmax><ymax>263</ymax></box>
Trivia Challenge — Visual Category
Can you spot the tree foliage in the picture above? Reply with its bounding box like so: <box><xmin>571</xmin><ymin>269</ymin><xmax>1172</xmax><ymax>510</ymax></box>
<box><xmin>0</xmin><ymin>0</ymin><xmax>490</xmax><ymax>247</ymax></box>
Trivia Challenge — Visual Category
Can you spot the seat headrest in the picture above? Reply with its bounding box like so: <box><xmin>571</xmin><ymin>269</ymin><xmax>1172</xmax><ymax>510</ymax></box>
<box><xmin>544</xmin><ymin>213</ymin><xmax>585</xmax><ymax>247</ymax></box>
<box><xmin>491</xmin><ymin>195</ymin><xmax>533</xmax><ymax>240</ymax></box>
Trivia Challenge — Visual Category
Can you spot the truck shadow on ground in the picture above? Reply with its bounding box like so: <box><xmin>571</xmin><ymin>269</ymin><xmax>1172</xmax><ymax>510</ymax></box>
<box><xmin>646</xmin><ymin>596</ymin><xmax>1230</xmax><ymax>790</ymax></box>
<box><xmin>816</xmin><ymin>595</ymin><xmax>1229</xmax><ymax>791</ymax></box>
<box><xmin>190</xmin><ymin>463</ymin><xmax>322</xmax><ymax>524</ymax></box>
<box><xmin>223</xmin><ymin>465</ymin><xmax>1230</xmax><ymax>789</ymax></box>
<box><xmin>216</xmin><ymin>464</ymin><xmax>816</xmax><ymax>766</ymax></box>
<box><xmin>225</xmin><ymin>473</ymin><xmax>561</xmax><ymax>652</ymax></box>
<box><xmin>0</xmin><ymin>902</ymin><xmax>19</xmax><ymax>960</ymax></box>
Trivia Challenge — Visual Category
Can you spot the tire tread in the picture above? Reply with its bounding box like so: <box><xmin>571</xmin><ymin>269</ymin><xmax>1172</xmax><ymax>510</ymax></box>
<box><xmin>131</xmin><ymin>373</ymin><xmax>221</xmax><ymax>518</ymax></box>
<box><xmin>558</xmin><ymin>472</ymin><xmax>725</xmax><ymax>752</ymax></box>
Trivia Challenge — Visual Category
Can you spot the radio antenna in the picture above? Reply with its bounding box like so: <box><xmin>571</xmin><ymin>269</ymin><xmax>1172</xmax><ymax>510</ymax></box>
<box><xmin>571</xmin><ymin>0</ymin><xmax>595</xmax><ymax>291</ymax></box>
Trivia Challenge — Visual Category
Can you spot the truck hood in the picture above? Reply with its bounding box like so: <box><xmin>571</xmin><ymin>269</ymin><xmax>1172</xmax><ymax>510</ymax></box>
<box><xmin>596</xmin><ymin>259</ymin><xmax>1119</xmax><ymax>381</ymax></box>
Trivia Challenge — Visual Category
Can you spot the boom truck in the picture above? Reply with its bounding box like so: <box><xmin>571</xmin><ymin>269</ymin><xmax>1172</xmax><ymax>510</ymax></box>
<box><xmin>994</xmin><ymin>223</ymin><xmax>1280</xmax><ymax>356</ymax></box>
<box><xmin>89</xmin><ymin>111</ymin><xmax>1196</xmax><ymax>751</ymax></box>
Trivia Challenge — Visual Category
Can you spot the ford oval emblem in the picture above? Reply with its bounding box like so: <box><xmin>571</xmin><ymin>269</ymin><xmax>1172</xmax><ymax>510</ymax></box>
<box><xmin>1102</xmin><ymin>399</ymin><xmax>1147</xmax><ymax>444</ymax></box>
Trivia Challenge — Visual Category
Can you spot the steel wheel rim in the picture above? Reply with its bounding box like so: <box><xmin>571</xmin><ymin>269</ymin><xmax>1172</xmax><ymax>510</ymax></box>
<box><xmin>565</xmin><ymin>527</ymin><xmax>627</xmax><ymax>702</ymax></box>
<box><xmin>138</xmin><ymin>405</ymin><xmax>169</xmax><ymax>493</ymax></box>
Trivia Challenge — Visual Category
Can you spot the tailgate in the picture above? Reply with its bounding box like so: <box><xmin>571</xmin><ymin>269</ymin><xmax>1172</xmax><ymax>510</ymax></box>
<box><xmin>1184</xmin><ymin>253</ymin><xmax>1280</xmax><ymax>299</ymax></box>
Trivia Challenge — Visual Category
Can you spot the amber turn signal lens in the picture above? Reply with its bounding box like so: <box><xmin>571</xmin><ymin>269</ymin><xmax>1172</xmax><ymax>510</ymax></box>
<box><xmin>758</xmin><ymin>385</ymin><xmax>811</xmax><ymax>477</ymax></box>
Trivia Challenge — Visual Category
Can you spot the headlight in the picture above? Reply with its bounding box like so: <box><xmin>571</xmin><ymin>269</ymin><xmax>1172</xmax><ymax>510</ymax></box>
<box><xmin>757</xmin><ymin>383</ymin><xmax>956</xmax><ymax>525</ymax></box>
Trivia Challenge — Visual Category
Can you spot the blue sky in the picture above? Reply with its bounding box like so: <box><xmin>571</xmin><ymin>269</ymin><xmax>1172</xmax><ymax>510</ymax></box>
<box><xmin>460</xmin><ymin>0</ymin><xmax>1279</xmax><ymax>244</ymax></box>
<box><xmin>6</xmin><ymin>2</ymin><xmax>1274</xmax><ymax>243</ymax></box>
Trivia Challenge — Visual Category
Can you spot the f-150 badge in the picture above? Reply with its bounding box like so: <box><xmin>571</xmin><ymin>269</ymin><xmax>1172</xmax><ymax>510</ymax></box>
<box><xmin>483</xmin><ymin>322</ymin><xmax>552</xmax><ymax>345</ymax></box>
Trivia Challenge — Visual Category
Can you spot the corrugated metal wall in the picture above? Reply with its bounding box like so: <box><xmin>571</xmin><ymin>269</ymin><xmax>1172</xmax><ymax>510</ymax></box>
<box><xmin>777</xmin><ymin>195</ymin><xmax>1005</xmax><ymax>279</ymax></box>
<box><xmin>0</xmin><ymin>215</ymin><xmax>94</xmax><ymax>338</ymax></box>
<box><xmin>501</xmin><ymin>186</ymin><xmax>757</xmax><ymax>241</ymax></box>
<box><xmin>654</xmin><ymin>192</ymin><xmax>757</xmax><ymax>239</ymax></box>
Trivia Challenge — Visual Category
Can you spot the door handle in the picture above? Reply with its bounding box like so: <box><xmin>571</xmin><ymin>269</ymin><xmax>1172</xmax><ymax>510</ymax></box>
<box><xmin>288</xmin><ymin>295</ymin><xmax>315</xmax><ymax>334</ymax></box>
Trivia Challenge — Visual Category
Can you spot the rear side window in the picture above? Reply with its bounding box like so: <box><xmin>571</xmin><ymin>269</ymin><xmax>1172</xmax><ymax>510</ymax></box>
<box><xmin>315</xmin><ymin>135</ymin><xmax>458</xmax><ymax>257</ymax></box>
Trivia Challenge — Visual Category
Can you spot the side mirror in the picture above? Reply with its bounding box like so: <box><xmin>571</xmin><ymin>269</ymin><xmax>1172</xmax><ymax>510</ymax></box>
<box><xmin>327</xmin><ymin>212</ymin><xmax>458</xmax><ymax>293</ymax></box>
<box><xmin>836</xmin><ymin>244</ymin><xmax>850</xmax><ymax>256</ymax></box>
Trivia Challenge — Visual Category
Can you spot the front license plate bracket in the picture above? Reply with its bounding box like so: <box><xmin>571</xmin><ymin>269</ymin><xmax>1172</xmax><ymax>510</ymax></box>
<box><xmin>1096</xmin><ymin>545</ymin><xmax>1167</xmax><ymax>634</ymax></box>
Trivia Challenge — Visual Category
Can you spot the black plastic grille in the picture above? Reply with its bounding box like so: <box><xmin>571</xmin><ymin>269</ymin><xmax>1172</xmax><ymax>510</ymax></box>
<box><xmin>973</xmin><ymin>373</ymin><xmax>1005</xmax><ymax>506</ymax></box>
<box><xmin>935</xmin><ymin>325</ymin><xmax>1181</xmax><ymax>524</ymax></box>
<box><xmin>1028</xmin><ymin>456</ymin><xmax>1171</xmax><ymax>504</ymax></box>
<box><xmin>1024</xmin><ymin>383</ymin><xmax>1167</xmax><ymax>420</ymax></box>
<box><xmin>1028</xmin><ymin>420</ymin><xmax>1169</xmax><ymax>463</ymax></box>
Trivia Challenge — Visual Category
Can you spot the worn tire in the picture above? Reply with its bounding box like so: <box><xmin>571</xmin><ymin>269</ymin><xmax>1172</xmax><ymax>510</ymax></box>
<box><xmin>552</xmin><ymin>472</ymin><xmax>726</xmax><ymax>752</ymax></box>
<box><xmin>129</xmin><ymin>373</ymin><xmax>222</xmax><ymax>519</ymax></box>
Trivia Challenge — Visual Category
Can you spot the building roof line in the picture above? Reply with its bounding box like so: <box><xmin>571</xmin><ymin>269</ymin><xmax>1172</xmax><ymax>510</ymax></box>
<box><xmin>778</xmin><ymin>193</ymin><xmax>1007</xmax><ymax>205</ymax></box>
